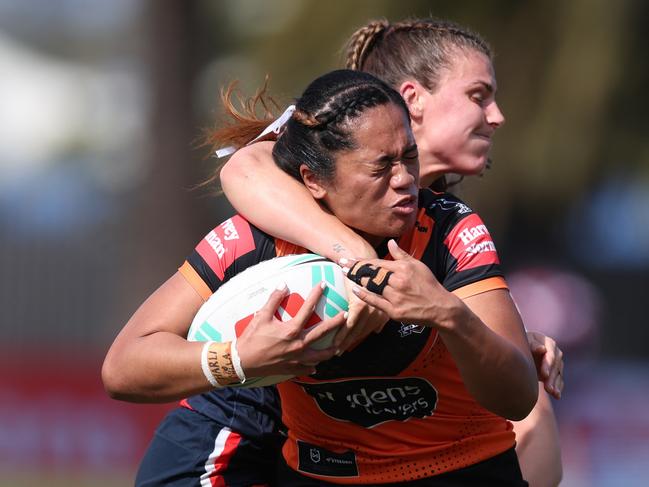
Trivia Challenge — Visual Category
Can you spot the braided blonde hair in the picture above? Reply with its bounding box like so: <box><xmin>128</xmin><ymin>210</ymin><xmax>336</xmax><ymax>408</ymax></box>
<box><xmin>344</xmin><ymin>17</ymin><xmax>492</xmax><ymax>93</ymax></box>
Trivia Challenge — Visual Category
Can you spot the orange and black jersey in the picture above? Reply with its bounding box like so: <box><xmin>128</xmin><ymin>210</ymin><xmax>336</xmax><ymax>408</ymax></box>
<box><xmin>180</xmin><ymin>188</ymin><xmax>516</xmax><ymax>484</ymax></box>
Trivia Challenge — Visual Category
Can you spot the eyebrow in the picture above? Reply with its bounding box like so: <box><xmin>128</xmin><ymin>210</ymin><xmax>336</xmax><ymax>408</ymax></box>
<box><xmin>375</xmin><ymin>143</ymin><xmax>419</xmax><ymax>163</ymax></box>
<box><xmin>472</xmin><ymin>80</ymin><xmax>496</xmax><ymax>93</ymax></box>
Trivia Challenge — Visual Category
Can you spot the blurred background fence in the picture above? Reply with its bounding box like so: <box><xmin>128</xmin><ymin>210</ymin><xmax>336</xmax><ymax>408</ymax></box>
<box><xmin>1</xmin><ymin>1</ymin><xmax>648</xmax><ymax>485</ymax></box>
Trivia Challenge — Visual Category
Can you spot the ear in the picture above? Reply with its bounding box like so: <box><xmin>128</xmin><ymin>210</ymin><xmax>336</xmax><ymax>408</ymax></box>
<box><xmin>398</xmin><ymin>79</ymin><xmax>425</xmax><ymax>121</ymax></box>
<box><xmin>299</xmin><ymin>164</ymin><xmax>327</xmax><ymax>199</ymax></box>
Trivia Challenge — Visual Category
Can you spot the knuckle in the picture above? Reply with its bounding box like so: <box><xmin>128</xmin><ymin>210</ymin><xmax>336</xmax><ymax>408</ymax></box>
<box><xmin>288</xmin><ymin>341</ymin><xmax>304</xmax><ymax>354</ymax></box>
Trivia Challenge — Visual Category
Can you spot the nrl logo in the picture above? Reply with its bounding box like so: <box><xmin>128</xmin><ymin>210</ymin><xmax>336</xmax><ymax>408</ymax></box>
<box><xmin>310</xmin><ymin>448</ymin><xmax>321</xmax><ymax>463</ymax></box>
<box><xmin>398</xmin><ymin>322</ymin><xmax>426</xmax><ymax>337</ymax></box>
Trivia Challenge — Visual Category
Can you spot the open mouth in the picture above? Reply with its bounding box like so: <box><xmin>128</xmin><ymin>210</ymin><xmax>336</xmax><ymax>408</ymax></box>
<box><xmin>393</xmin><ymin>195</ymin><xmax>418</xmax><ymax>214</ymax></box>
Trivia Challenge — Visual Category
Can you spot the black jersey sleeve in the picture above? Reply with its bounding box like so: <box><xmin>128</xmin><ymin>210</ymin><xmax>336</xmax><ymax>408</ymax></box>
<box><xmin>420</xmin><ymin>190</ymin><xmax>506</xmax><ymax>293</ymax></box>
<box><xmin>183</xmin><ymin>214</ymin><xmax>278</xmax><ymax>294</ymax></box>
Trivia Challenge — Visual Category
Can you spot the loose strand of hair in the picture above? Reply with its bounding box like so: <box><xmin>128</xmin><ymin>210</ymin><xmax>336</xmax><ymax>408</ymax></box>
<box><xmin>196</xmin><ymin>77</ymin><xmax>281</xmax><ymax>194</ymax></box>
<box><xmin>203</xmin><ymin>78</ymin><xmax>279</xmax><ymax>152</ymax></box>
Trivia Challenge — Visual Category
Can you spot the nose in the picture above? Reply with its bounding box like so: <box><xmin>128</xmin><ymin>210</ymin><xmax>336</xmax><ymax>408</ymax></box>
<box><xmin>391</xmin><ymin>162</ymin><xmax>418</xmax><ymax>189</ymax></box>
<box><xmin>486</xmin><ymin>101</ymin><xmax>505</xmax><ymax>128</ymax></box>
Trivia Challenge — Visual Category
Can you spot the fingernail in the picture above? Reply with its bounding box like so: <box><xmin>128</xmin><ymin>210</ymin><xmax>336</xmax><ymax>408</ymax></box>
<box><xmin>320</xmin><ymin>281</ymin><xmax>327</xmax><ymax>290</ymax></box>
<box><xmin>335</xmin><ymin>349</ymin><xmax>343</xmax><ymax>356</ymax></box>
<box><xmin>276</xmin><ymin>281</ymin><xmax>287</xmax><ymax>291</ymax></box>
<box><xmin>339</xmin><ymin>257</ymin><xmax>349</xmax><ymax>266</ymax></box>
<box><xmin>343</xmin><ymin>312</ymin><xmax>349</xmax><ymax>320</ymax></box>
<box><xmin>352</xmin><ymin>285</ymin><xmax>361</xmax><ymax>295</ymax></box>
<box><xmin>341</xmin><ymin>266</ymin><xmax>349</xmax><ymax>274</ymax></box>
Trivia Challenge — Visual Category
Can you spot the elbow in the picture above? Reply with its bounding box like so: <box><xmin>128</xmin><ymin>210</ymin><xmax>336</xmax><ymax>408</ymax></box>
<box><xmin>507</xmin><ymin>371</ymin><xmax>540</xmax><ymax>421</ymax></box>
<box><xmin>486</xmin><ymin>361</ymin><xmax>539</xmax><ymax>421</ymax></box>
<box><xmin>102</xmin><ymin>349</ymin><xmax>170</xmax><ymax>403</ymax></box>
<box><xmin>507</xmin><ymin>392</ymin><xmax>538</xmax><ymax>421</ymax></box>
<box><xmin>101</xmin><ymin>355</ymin><xmax>122</xmax><ymax>400</ymax></box>
<box><xmin>101</xmin><ymin>352</ymin><xmax>133</xmax><ymax>401</ymax></box>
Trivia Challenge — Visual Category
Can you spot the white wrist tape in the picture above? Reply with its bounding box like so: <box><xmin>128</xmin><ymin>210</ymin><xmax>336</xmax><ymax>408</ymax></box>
<box><xmin>230</xmin><ymin>338</ymin><xmax>247</xmax><ymax>384</ymax></box>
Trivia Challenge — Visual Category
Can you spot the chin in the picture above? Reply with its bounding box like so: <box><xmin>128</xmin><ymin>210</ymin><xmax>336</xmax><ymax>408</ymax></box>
<box><xmin>393</xmin><ymin>216</ymin><xmax>417</xmax><ymax>237</ymax></box>
<box><xmin>456</xmin><ymin>155</ymin><xmax>489</xmax><ymax>176</ymax></box>
<box><xmin>360</xmin><ymin>223</ymin><xmax>412</xmax><ymax>245</ymax></box>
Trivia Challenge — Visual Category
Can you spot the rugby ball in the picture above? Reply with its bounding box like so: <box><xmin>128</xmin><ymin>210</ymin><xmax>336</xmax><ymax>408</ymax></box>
<box><xmin>187</xmin><ymin>254</ymin><xmax>349</xmax><ymax>388</ymax></box>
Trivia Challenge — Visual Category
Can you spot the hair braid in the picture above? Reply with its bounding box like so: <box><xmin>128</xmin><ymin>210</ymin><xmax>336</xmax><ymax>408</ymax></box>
<box><xmin>388</xmin><ymin>18</ymin><xmax>490</xmax><ymax>55</ymax></box>
<box><xmin>292</xmin><ymin>109</ymin><xmax>320</xmax><ymax>127</ymax></box>
<box><xmin>273</xmin><ymin>69</ymin><xmax>409</xmax><ymax>183</ymax></box>
<box><xmin>344</xmin><ymin>17</ymin><xmax>491</xmax><ymax>92</ymax></box>
<box><xmin>293</xmin><ymin>86</ymin><xmax>394</xmax><ymax>130</ymax></box>
<box><xmin>344</xmin><ymin>19</ymin><xmax>389</xmax><ymax>70</ymax></box>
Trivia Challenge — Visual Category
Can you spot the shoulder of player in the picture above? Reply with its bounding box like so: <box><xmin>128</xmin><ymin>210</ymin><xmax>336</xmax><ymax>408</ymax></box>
<box><xmin>187</xmin><ymin>215</ymin><xmax>276</xmax><ymax>277</ymax></box>
<box><xmin>226</xmin><ymin>141</ymin><xmax>275</xmax><ymax>164</ymax></box>
<box><xmin>418</xmin><ymin>188</ymin><xmax>474</xmax><ymax>220</ymax></box>
<box><xmin>199</xmin><ymin>214</ymin><xmax>268</xmax><ymax>250</ymax></box>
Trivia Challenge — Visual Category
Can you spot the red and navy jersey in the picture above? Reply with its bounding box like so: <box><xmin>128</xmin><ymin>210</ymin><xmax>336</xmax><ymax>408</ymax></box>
<box><xmin>180</xmin><ymin>189</ymin><xmax>515</xmax><ymax>483</ymax></box>
<box><xmin>177</xmin><ymin>214</ymin><xmax>301</xmax><ymax>439</ymax></box>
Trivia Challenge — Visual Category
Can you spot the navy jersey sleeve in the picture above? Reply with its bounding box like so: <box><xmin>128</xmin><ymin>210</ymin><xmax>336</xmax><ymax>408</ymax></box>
<box><xmin>420</xmin><ymin>190</ymin><xmax>506</xmax><ymax>293</ymax></box>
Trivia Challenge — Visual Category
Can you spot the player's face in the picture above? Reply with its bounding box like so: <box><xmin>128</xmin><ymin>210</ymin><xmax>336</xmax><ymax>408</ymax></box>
<box><xmin>319</xmin><ymin>103</ymin><xmax>420</xmax><ymax>246</ymax></box>
<box><xmin>412</xmin><ymin>49</ymin><xmax>505</xmax><ymax>186</ymax></box>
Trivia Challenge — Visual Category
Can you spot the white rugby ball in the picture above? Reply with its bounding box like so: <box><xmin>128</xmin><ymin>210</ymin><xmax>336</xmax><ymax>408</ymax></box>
<box><xmin>187</xmin><ymin>253</ymin><xmax>349</xmax><ymax>388</ymax></box>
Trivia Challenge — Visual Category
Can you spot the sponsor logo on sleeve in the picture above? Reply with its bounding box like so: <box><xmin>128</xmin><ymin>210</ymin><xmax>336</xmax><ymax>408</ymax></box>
<box><xmin>297</xmin><ymin>440</ymin><xmax>358</xmax><ymax>477</ymax></box>
<box><xmin>444</xmin><ymin>213</ymin><xmax>500</xmax><ymax>271</ymax></box>
<box><xmin>221</xmin><ymin>218</ymin><xmax>240</xmax><ymax>241</ymax></box>
<box><xmin>196</xmin><ymin>215</ymin><xmax>255</xmax><ymax>280</ymax></box>
<box><xmin>297</xmin><ymin>377</ymin><xmax>438</xmax><ymax>428</ymax></box>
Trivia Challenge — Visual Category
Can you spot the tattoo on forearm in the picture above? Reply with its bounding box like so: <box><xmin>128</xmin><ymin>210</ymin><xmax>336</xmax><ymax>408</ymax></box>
<box><xmin>332</xmin><ymin>243</ymin><xmax>346</xmax><ymax>255</ymax></box>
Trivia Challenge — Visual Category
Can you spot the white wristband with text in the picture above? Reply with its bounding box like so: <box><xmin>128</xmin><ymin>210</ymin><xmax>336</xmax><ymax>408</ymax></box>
<box><xmin>200</xmin><ymin>341</ymin><xmax>221</xmax><ymax>388</ymax></box>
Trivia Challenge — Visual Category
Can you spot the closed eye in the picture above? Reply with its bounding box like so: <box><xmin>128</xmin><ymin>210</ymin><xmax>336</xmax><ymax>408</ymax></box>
<box><xmin>469</xmin><ymin>81</ymin><xmax>495</xmax><ymax>106</ymax></box>
<box><xmin>403</xmin><ymin>147</ymin><xmax>419</xmax><ymax>160</ymax></box>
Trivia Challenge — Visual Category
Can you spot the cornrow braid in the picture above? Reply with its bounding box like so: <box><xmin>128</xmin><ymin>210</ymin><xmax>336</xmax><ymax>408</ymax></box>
<box><xmin>318</xmin><ymin>88</ymin><xmax>391</xmax><ymax>126</ymax></box>
<box><xmin>273</xmin><ymin>69</ymin><xmax>409</xmax><ymax>184</ymax></box>
<box><xmin>387</xmin><ymin>18</ymin><xmax>490</xmax><ymax>56</ymax></box>
<box><xmin>292</xmin><ymin>86</ymin><xmax>395</xmax><ymax>132</ymax></box>
<box><xmin>292</xmin><ymin>108</ymin><xmax>320</xmax><ymax>127</ymax></box>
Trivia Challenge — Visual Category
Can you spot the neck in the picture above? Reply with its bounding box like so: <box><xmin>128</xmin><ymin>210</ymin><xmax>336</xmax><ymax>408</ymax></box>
<box><xmin>417</xmin><ymin>150</ymin><xmax>449</xmax><ymax>188</ymax></box>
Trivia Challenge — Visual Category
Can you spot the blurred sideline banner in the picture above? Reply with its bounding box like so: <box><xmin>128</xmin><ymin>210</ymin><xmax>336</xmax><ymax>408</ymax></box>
<box><xmin>2</xmin><ymin>351</ymin><xmax>649</xmax><ymax>486</ymax></box>
<box><xmin>0</xmin><ymin>350</ymin><xmax>173</xmax><ymax>475</ymax></box>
